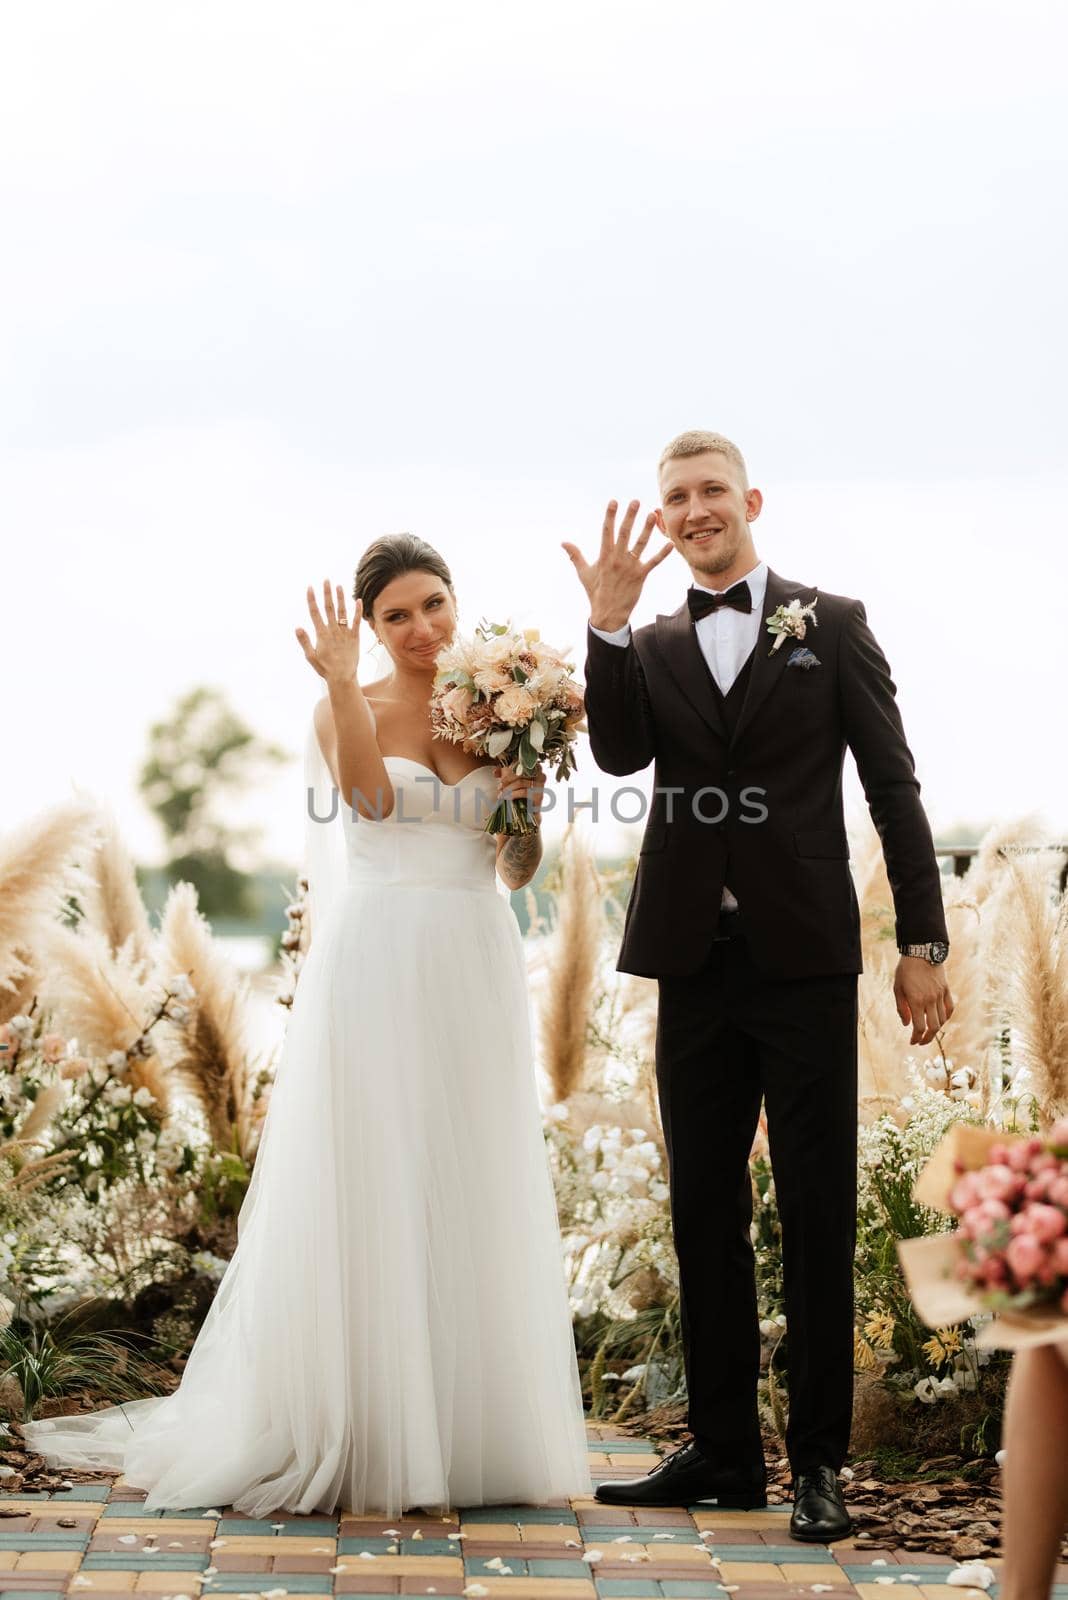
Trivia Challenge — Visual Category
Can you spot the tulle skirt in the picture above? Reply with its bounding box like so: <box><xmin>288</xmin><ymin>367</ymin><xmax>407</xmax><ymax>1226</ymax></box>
<box><xmin>22</xmin><ymin>879</ymin><xmax>592</xmax><ymax>1515</ymax></box>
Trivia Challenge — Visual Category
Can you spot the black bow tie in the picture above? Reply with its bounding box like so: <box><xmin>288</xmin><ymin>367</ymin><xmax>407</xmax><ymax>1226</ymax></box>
<box><xmin>687</xmin><ymin>581</ymin><xmax>752</xmax><ymax>621</ymax></box>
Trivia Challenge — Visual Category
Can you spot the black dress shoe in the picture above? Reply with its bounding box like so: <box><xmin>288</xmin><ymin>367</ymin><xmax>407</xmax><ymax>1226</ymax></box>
<box><xmin>789</xmin><ymin>1465</ymin><xmax>853</xmax><ymax>1542</ymax></box>
<box><xmin>595</xmin><ymin>1442</ymin><xmax>767</xmax><ymax>1508</ymax></box>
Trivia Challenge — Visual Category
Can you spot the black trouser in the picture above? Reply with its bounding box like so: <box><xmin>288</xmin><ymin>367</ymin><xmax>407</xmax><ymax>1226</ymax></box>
<box><xmin>654</xmin><ymin>918</ymin><xmax>858</xmax><ymax>1476</ymax></box>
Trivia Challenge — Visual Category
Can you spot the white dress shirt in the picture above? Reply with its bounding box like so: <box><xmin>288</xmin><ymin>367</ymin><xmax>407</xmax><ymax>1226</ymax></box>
<box><xmin>589</xmin><ymin>562</ymin><xmax>769</xmax><ymax>912</ymax></box>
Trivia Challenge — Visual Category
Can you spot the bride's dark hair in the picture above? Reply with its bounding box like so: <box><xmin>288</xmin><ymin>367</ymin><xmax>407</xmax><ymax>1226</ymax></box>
<box><xmin>354</xmin><ymin>533</ymin><xmax>455</xmax><ymax>623</ymax></box>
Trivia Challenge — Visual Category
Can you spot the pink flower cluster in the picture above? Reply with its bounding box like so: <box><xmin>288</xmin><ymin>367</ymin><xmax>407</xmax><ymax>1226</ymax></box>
<box><xmin>949</xmin><ymin>1119</ymin><xmax>1068</xmax><ymax>1312</ymax></box>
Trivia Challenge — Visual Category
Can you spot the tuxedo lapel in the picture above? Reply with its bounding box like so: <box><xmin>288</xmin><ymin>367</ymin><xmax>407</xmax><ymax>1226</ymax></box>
<box><xmin>730</xmin><ymin>568</ymin><xmax>817</xmax><ymax>747</ymax></box>
<box><xmin>654</xmin><ymin>605</ymin><xmax>728</xmax><ymax>743</ymax></box>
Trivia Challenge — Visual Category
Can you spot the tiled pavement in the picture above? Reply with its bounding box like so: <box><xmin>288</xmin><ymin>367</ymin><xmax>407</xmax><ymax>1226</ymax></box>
<box><xmin>1</xmin><ymin>1424</ymin><xmax>1061</xmax><ymax>1600</ymax></box>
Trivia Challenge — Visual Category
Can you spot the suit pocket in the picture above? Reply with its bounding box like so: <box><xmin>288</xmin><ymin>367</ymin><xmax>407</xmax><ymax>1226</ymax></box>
<box><xmin>793</xmin><ymin>828</ymin><xmax>850</xmax><ymax>859</ymax></box>
<box><xmin>639</xmin><ymin>823</ymin><xmax>668</xmax><ymax>854</ymax></box>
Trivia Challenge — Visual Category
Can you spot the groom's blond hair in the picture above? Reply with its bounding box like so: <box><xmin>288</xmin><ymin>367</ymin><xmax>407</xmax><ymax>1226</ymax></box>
<box><xmin>658</xmin><ymin>430</ymin><xmax>749</xmax><ymax>490</ymax></box>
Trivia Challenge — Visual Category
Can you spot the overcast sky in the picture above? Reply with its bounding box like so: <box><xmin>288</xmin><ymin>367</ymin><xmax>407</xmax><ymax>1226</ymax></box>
<box><xmin>3</xmin><ymin>0</ymin><xmax>1066</xmax><ymax>868</ymax></box>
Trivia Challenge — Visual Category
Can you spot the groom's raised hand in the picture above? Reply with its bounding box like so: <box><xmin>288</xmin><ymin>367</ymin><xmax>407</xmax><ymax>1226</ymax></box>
<box><xmin>562</xmin><ymin>499</ymin><xmax>674</xmax><ymax>632</ymax></box>
<box><xmin>894</xmin><ymin>956</ymin><xmax>955</xmax><ymax>1047</ymax></box>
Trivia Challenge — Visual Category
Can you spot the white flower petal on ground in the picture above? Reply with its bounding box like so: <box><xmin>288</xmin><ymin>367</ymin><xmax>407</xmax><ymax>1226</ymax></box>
<box><xmin>582</xmin><ymin>1550</ymin><xmax>604</xmax><ymax>1564</ymax></box>
<box><xmin>462</xmin><ymin>1586</ymin><xmax>491</xmax><ymax>1598</ymax></box>
<box><xmin>358</xmin><ymin>1551</ymin><xmax>377</xmax><ymax>1560</ymax></box>
<box><xmin>947</xmin><ymin>1563</ymin><xmax>996</xmax><ymax>1590</ymax></box>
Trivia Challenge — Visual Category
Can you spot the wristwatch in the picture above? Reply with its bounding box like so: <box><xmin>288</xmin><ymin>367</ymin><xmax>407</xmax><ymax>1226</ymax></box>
<box><xmin>898</xmin><ymin>940</ymin><xmax>950</xmax><ymax>964</ymax></box>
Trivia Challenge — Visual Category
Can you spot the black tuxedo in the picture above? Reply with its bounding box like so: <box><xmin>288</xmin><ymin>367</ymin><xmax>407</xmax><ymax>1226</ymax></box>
<box><xmin>584</xmin><ymin>567</ymin><xmax>947</xmax><ymax>979</ymax></box>
<box><xmin>582</xmin><ymin>568</ymin><xmax>947</xmax><ymax>1475</ymax></box>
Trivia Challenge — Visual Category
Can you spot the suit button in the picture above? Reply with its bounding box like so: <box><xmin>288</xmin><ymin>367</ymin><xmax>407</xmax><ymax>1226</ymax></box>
<box><xmin>726</xmin><ymin>768</ymin><xmax>737</xmax><ymax>779</ymax></box>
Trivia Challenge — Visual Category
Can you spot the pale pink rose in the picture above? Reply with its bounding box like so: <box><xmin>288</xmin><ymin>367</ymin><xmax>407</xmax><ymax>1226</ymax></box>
<box><xmin>41</xmin><ymin>1032</ymin><xmax>66</xmax><ymax>1065</ymax></box>
<box><xmin>950</xmin><ymin>1172</ymin><xmax>983</xmax><ymax>1213</ymax></box>
<box><xmin>975</xmin><ymin>1164</ymin><xmax>1022</xmax><ymax>1203</ymax></box>
<box><xmin>472</xmin><ymin>666</ymin><xmax>513</xmax><ymax>695</ymax></box>
<box><xmin>961</xmin><ymin>1198</ymin><xmax>1011</xmax><ymax>1237</ymax></box>
<box><xmin>1007</xmin><ymin>1138</ymin><xmax>1046</xmax><ymax>1173</ymax></box>
<box><xmin>441</xmin><ymin>685</ymin><xmax>473</xmax><ymax>721</ymax></box>
<box><xmin>59</xmin><ymin>1056</ymin><xmax>89</xmax><ymax>1080</ymax></box>
<box><xmin>494</xmin><ymin>685</ymin><xmax>538</xmax><ymax>727</ymax></box>
<box><xmin>1006</xmin><ymin>1232</ymin><xmax>1045</xmax><ymax>1284</ymax></box>
<box><xmin>1024</xmin><ymin>1202</ymin><xmax>1067</xmax><ymax>1243</ymax></box>
<box><xmin>480</xmin><ymin>634</ymin><xmax>518</xmax><ymax>668</ymax></box>
<box><xmin>1048</xmin><ymin>1177</ymin><xmax>1068</xmax><ymax>1208</ymax></box>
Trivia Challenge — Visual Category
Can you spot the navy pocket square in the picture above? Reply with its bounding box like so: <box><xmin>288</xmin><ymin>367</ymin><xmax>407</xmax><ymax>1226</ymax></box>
<box><xmin>787</xmin><ymin>646</ymin><xmax>821</xmax><ymax>669</ymax></box>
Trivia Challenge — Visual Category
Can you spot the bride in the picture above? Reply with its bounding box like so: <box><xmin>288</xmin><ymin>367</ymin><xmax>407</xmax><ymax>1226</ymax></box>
<box><xmin>21</xmin><ymin>533</ymin><xmax>593</xmax><ymax>1516</ymax></box>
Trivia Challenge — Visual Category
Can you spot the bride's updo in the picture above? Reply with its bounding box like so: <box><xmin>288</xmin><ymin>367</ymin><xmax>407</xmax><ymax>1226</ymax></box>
<box><xmin>354</xmin><ymin>534</ymin><xmax>456</xmax><ymax>623</ymax></box>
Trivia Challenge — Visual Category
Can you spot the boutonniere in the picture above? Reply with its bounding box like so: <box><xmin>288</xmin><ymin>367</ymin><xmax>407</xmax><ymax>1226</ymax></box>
<box><xmin>787</xmin><ymin>645</ymin><xmax>821</xmax><ymax>670</ymax></box>
<box><xmin>766</xmin><ymin>596</ymin><xmax>818</xmax><ymax>657</ymax></box>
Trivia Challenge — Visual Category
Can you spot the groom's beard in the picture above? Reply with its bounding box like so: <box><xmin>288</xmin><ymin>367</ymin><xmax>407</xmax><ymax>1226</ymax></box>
<box><xmin>685</xmin><ymin>533</ymin><xmax>745</xmax><ymax>579</ymax></box>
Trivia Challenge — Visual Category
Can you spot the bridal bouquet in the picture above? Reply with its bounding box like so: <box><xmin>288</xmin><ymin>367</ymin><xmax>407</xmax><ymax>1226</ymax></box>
<box><xmin>898</xmin><ymin>1121</ymin><xmax>1068</xmax><ymax>1351</ymax></box>
<box><xmin>429</xmin><ymin>619</ymin><xmax>586</xmax><ymax>835</ymax></box>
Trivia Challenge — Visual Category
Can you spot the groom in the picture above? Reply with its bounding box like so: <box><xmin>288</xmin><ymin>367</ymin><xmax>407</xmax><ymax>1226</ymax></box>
<box><xmin>562</xmin><ymin>431</ymin><xmax>954</xmax><ymax>1542</ymax></box>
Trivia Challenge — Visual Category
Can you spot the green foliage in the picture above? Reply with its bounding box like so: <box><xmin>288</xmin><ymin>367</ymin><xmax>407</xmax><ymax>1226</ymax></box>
<box><xmin>0</xmin><ymin>1308</ymin><xmax>172</xmax><ymax>1421</ymax></box>
<box><xmin>139</xmin><ymin>686</ymin><xmax>289</xmax><ymax>919</ymax></box>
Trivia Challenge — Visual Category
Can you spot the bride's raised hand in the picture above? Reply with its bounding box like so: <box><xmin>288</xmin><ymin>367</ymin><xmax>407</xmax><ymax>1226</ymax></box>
<box><xmin>295</xmin><ymin>580</ymin><xmax>362</xmax><ymax>682</ymax></box>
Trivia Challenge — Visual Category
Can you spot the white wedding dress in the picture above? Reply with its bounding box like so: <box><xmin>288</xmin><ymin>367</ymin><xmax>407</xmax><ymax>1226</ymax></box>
<box><xmin>22</xmin><ymin>712</ymin><xmax>592</xmax><ymax>1516</ymax></box>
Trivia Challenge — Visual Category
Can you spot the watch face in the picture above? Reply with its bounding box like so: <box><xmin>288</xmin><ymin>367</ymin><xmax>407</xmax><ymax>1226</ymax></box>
<box><xmin>930</xmin><ymin>941</ymin><xmax>950</xmax><ymax>964</ymax></box>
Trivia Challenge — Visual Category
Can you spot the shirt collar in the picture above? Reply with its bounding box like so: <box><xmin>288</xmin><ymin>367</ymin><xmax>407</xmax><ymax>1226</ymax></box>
<box><xmin>693</xmin><ymin>561</ymin><xmax>768</xmax><ymax>610</ymax></box>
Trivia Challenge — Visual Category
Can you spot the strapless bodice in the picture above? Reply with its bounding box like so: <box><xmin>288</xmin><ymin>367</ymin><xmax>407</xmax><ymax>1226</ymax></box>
<box><xmin>341</xmin><ymin>757</ymin><xmax>501</xmax><ymax>890</ymax></box>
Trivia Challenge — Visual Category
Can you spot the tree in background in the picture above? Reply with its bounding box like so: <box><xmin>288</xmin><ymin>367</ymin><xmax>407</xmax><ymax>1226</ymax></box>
<box><xmin>139</xmin><ymin>687</ymin><xmax>289</xmax><ymax>921</ymax></box>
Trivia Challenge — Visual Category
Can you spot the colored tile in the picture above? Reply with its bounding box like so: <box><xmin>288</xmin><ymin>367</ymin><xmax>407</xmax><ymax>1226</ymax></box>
<box><xmin>518</xmin><ymin>1527</ymin><xmax>587</xmax><ymax>1543</ymax></box>
<box><xmin>526</xmin><ymin>1561</ymin><xmax>590</xmax><ymax>1577</ymax></box>
<box><xmin>0</xmin><ymin>1539</ymin><xmax>89</xmax><ymax>1552</ymax></box>
<box><xmin>734</xmin><ymin>1551</ymin><xmax>837</xmax><ymax>1565</ymax></box>
<box><xmin>61</xmin><ymin>1577</ymin><xmax>140</xmax><ymax>1592</ymax></box>
<box><xmin>716</xmin><ymin>1565</ymin><xmax>787</xmax><ymax>1584</ymax></box>
<box><xmin>778</xmin><ymin>1565</ymin><xmax>853</xmax><ymax>1583</ymax></box>
<box><xmin>460</xmin><ymin>1512</ymin><xmax>577</xmax><ymax>1525</ymax></box>
<box><xmin>196</xmin><ymin>1579</ymin><xmax>332</xmax><ymax>1593</ymax></box>
<box><xmin>80</xmin><ymin>1556</ymin><xmax>209</xmax><ymax>1571</ymax></box>
<box><xmin>658</xmin><ymin>1586</ymin><xmax>729</xmax><ymax>1598</ymax></box>
<box><xmin>12</xmin><ymin>1554</ymin><xmax>84</xmax><ymax>1572</ymax></box>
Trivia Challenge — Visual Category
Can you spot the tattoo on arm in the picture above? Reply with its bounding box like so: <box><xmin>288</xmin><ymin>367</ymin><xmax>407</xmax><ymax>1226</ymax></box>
<box><xmin>498</xmin><ymin>830</ymin><xmax>543</xmax><ymax>887</ymax></box>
